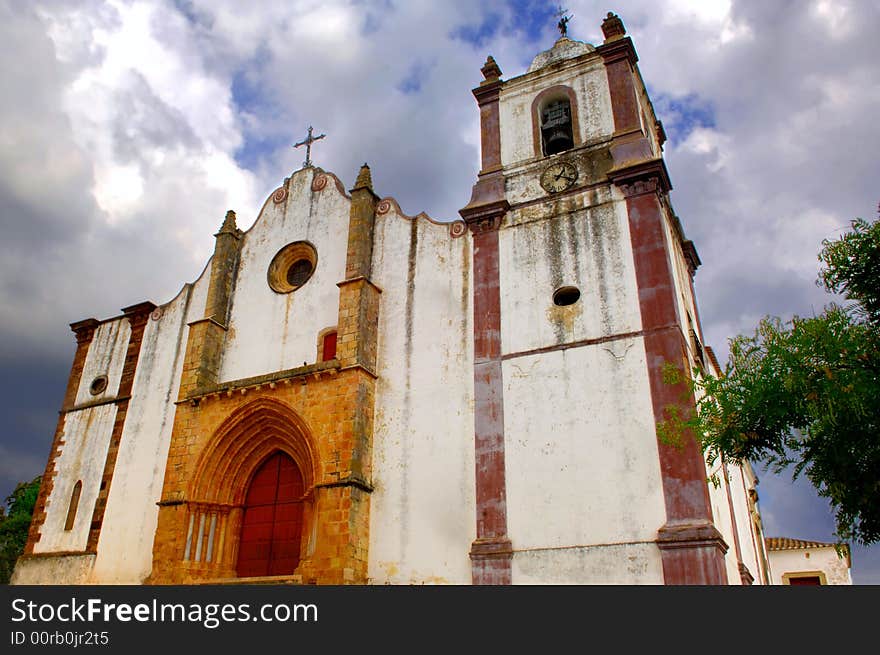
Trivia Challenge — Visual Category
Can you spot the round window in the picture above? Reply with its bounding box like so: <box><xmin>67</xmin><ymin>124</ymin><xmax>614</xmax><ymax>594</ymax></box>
<box><xmin>89</xmin><ymin>375</ymin><xmax>108</xmax><ymax>395</ymax></box>
<box><xmin>286</xmin><ymin>259</ymin><xmax>314</xmax><ymax>287</ymax></box>
<box><xmin>267</xmin><ymin>241</ymin><xmax>318</xmax><ymax>293</ymax></box>
<box><xmin>553</xmin><ymin>286</ymin><xmax>581</xmax><ymax>306</ymax></box>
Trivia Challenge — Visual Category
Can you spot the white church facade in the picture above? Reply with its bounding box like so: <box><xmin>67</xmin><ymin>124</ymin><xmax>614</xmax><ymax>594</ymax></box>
<box><xmin>14</xmin><ymin>12</ymin><xmax>775</xmax><ymax>585</ymax></box>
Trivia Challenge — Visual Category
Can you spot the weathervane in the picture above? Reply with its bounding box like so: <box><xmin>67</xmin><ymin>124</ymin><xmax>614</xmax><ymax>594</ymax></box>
<box><xmin>556</xmin><ymin>7</ymin><xmax>573</xmax><ymax>37</ymax></box>
<box><xmin>294</xmin><ymin>125</ymin><xmax>326</xmax><ymax>168</ymax></box>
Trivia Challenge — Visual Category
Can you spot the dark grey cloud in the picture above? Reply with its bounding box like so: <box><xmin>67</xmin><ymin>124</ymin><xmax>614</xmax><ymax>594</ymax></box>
<box><xmin>0</xmin><ymin>353</ymin><xmax>71</xmax><ymax>497</ymax></box>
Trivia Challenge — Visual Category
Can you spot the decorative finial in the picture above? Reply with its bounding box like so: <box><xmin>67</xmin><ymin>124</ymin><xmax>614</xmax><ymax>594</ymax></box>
<box><xmin>555</xmin><ymin>7</ymin><xmax>573</xmax><ymax>37</ymax></box>
<box><xmin>480</xmin><ymin>55</ymin><xmax>502</xmax><ymax>83</ymax></box>
<box><xmin>293</xmin><ymin>125</ymin><xmax>326</xmax><ymax>169</ymax></box>
<box><xmin>219</xmin><ymin>209</ymin><xmax>237</xmax><ymax>233</ymax></box>
<box><xmin>353</xmin><ymin>162</ymin><xmax>373</xmax><ymax>191</ymax></box>
<box><xmin>601</xmin><ymin>12</ymin><xmax>626</xmax><ymax>41</ymax></box>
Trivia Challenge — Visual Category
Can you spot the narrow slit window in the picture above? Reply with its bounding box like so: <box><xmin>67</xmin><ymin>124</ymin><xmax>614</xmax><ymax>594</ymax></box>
<box><xmin>64</xmin><ymin>481</ymin><xmax>82</xmax><ymax>531</ymax></box>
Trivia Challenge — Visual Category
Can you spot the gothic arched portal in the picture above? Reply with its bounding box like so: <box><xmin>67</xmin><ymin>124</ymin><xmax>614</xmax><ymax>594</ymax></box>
<box><xmin>181</xmin><ymin>398</ymin><xmax>319</xmax><ymax>580</ymax></box>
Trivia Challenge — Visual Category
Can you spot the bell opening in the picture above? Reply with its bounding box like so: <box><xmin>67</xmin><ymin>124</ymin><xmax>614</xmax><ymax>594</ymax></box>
<box><xmin>541</xmin><ymin>99</ymin><xmax>574</xmax><ymax>156</ymax></box>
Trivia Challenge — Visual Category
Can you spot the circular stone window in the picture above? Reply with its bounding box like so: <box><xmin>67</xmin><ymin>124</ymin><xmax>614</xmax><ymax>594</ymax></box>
<box><xmin>268</xmin><ymin>241</ymin><xmax>318</xmax><ymax>293</ymax></box>
<box><xmin>553</xmin><ymin>286</ymin><xmax>581</xmax><ymax>306</ymax></box>
<box><xmin>89</xmin><ymin>375</ymin><xmax>108</xmax><ymax>396</ymax></box>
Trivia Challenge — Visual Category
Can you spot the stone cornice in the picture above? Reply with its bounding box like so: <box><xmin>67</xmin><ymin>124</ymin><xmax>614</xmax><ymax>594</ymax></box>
<box><xmin>609</xmin><ymin>158</ymin><xmax>672</xmax><ymax>196</ymax></box>
<box><xmin>179</xmin><ymin>360</ymin><xmax>342</xmax><ymax>404</ymax></box>
<box><xmin>314</xmin><ymin>475</ymin><xmax>374</xmax><ymax>494</ymax></box>
<box><xmin>461</xmin><ymin>201</ymin><xmax>509</xmax><ymax>234</ymax></box>
<box><xmin>472</xmin><ymin>78</ymin><xmax>503</xmax><ymax>106</ymax></box>
<box><xmin>596</xmin><ymin>35</ymin><xmax>638</xmax><ymax>66</ymax></box>
<box><xmin>122</xmin><ymin>301</ymin><xmax>158</xmax><ymax>318</ymax></box>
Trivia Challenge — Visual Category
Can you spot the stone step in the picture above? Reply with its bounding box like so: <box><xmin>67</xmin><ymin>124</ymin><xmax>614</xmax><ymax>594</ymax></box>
<box><xmin>196</xmin><ymin>574</ymin><xmax>305</xmax><ymax>585</ymax></box>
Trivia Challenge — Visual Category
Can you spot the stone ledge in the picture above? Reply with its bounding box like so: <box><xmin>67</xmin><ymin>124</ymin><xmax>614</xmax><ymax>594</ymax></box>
<box><xmin>180</xmin><ymin>360</ymin><xmax>343</xmax><ymax>403</ymax></box>
<box><xmin>195</xmin><ymin>574</ymin><xmax>305</xmax><ymax>585</ymax></box>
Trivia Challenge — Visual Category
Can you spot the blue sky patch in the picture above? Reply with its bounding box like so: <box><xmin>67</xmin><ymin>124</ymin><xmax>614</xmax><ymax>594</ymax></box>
<box><xmin>652</xmin><ymin>92</ymin><xmax>716</xmax><ymax>144</ymax></box>
<box><xmin>397</xmin><ymin>59</ymin><xmax>434</xmax><ymax>94</ymax></box>
<box><xmin>451</xmin><ymin>11</ymin><xmax>502</xmax><ymax>47</ymax></box>
<box><xmin>231</xmin><ymin>68</ymin><xmax>264</xmax><ymax>116</ymax></box>
<box><xmin>360</xmin><ymin>0</ymin><xmax>393</xmax><ymax>35</ymax></box>
<box><xmin>230</xmin><ymin>66</ymin><xmax>288</xmax><ymax>171</ymax></box>
<box><xmin>505</xmin><ymin>0</ymin><xmax>559</xmax><ymax>42</ymax></box>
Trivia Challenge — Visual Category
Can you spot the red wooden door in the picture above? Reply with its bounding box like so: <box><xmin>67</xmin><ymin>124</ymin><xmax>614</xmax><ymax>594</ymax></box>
<box><xmin>789</xmin><ymin>576</ymin><xmax>822</xmax><ymax>585</ymax></box>
<box><xmin>237</xmin><ymin>452</ymin><xmax>304</xmax><ymax>577</ymax></box>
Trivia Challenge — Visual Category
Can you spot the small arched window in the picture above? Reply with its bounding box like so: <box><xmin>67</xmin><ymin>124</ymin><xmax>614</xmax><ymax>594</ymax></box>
<box><xmin>540</xmin><ymin>98</ymin><xmax>574</xmax><ymax>156</ymax></box>
<box><xmin>64</xmin><ymin>480</ymin><xmax>82</xmax><ymax>531</ymax></box>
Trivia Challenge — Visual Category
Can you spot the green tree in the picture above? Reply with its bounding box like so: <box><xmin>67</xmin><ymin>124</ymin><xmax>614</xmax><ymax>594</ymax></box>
<box><xmin>661</xmin><ymin>217</ymin><xmax>880</xmax><ymax>546</ymax></box>
<box><xmin>0</xmin><ymin>476</ymin><xmax>41</xmax><ymax>584</ymax></box>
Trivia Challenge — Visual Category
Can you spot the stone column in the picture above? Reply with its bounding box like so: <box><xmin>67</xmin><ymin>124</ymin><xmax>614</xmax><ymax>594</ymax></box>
<box><xmin>614</xmin><ymin>165</ymin><xmax>728</xmax><ymax>584</ymax></box>
<box><xmin>179</xmin><ymin>211</ymin><xmax>242</xmax><ymax>399</ymax></box>
<box><xmin>460</xmin><ymin>56</ymin><xmax>513</xmax><ymax>585</ymax></box>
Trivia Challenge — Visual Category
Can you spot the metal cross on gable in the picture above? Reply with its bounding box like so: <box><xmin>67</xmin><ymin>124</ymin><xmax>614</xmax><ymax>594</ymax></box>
<box><xmin>293</xmin><ymin>125</ymin><xmax>326</xmax><ymax>168</ymax></box>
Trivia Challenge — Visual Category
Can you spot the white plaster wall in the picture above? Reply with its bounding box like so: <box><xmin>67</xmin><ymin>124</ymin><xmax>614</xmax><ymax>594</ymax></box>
<box><xmin>74</xmin><ymin>318</ymin><xmax>131</xmax><ymax>406</ymax></box>
<box><xmin>633</xmin><ymin>72</ymin><xmax>662</xmax><ymax>158</ymax></box>
<box><xmin>499</xmin><ymin>199</ymin><xmax>641</xmax><ymax>355</ymax></box>
<box><xmin>769</xmin><ymin>547</ymin><xmax>852</xmax><ymax>585</ymax></box>
<box><xmin>220</xmin><ymin>168</ymin><xmax>348</xmax><ymax>382</ymax></box>
<box><xmin>11</xmin><ymin>554</ymin><xmax>96</xmax><ymax>585</ymax></box>
<box><xmin>503</xmin><ymin>342</ymin><xmax>667</xmax><ymax>583</ymax></box>
<box><xmin>367</xmin><ymin>210</ymin><xmax>475</xmax><ymax>584</ymax></box>
<box><xmin>728</xmin><ymin>463</ymin><xmax>765</xmax><ymax>584</ymax></box>
<box><xmin>661</xmin><ymin>213</ymin><xmax>699</xmax><ymax>358</ymax></box>
<box><xmin>513</xmin><ymin>543</ymin><xmax>664</xmax><ymax>585</ymax></box>
<box><xmin>706</xmin><ymin>458</ymin><xmax>742</xmax><ymax>584</ymax></box>
<box><xmin>33</xmin><ymin>403</ymin><xmax>118</xmax><ymax>553</ymax></box>
<box><xmin>499</xmin><ymin>61</ymin><xmax>613</xmax><ymax>167</ymax></box>
<box><xmin>92</xmin><ymin>272</ymin><xmax>209</xmax><ymax>583</ymax></box>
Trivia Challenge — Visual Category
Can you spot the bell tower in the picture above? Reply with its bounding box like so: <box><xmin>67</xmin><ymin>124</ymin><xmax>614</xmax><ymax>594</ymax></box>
<box><xmin>460</xmin><ymin>12</ymin><xmax>729</xmax><ymax>584</ymax></box>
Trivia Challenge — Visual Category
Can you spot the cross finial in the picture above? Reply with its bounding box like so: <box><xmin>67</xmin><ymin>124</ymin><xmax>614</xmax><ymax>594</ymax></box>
<box><xmin>293</xmin><ymin>125</ymin><xmax>326</xmax><ymax>169</ymax></box>
<box><xmin>555</xmin><ymin>7</ymin><xmax>573</xmax><ymax>37</ymax></box>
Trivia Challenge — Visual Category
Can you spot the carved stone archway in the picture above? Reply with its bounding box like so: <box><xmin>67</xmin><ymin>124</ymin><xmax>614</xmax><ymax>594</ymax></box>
<box><xmin>183</xmin><ymin>398</ymin><xmax>319</xmax><ymax>580</ymax></box>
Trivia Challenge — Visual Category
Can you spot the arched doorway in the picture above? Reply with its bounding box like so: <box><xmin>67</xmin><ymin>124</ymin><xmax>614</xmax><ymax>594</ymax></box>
<box><xmin>236</xmin><ymin>451</ymin><xmax>304</xmax><ymax>577</ymax></box>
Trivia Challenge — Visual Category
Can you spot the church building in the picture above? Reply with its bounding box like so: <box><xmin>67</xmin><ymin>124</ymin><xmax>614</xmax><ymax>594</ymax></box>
<box><xmin>13</xmin><ymin>12</ymin><xmax>772</xmax><ymax>585</ymax></box>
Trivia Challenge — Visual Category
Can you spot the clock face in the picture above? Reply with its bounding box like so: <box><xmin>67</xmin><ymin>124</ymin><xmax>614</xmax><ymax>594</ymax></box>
<box><xmin>540</xmin><ymin>161</ymin><xmax>578</xmax><ymax>193</ymax></box>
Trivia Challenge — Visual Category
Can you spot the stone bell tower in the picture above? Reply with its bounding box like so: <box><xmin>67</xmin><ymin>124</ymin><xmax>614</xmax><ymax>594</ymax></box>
<box><xmin>460</xmin><ymin>12</ymin><xmax>728</xmax><ymax>584</ymax></box>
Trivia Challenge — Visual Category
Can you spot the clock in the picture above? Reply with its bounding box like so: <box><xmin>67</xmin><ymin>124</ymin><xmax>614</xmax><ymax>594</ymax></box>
<box><xmin>540</xmin><ymin>161</ymin><xmax>578</xmax><ymax>193</ymax></box>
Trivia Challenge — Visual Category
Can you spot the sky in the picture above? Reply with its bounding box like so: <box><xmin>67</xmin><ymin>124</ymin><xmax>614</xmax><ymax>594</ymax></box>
<box><xmin>0</xmin><ymin>0</ymin><xmax>877</xmax><ymax>583</ymax></box>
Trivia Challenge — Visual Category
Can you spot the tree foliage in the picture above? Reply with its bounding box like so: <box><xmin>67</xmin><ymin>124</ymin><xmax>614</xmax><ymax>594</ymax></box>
<box><xmin>0</xmin><ymin>476</ymin><xmax>41</xmax><ymax>584</ymax></box>
<box><xmin>661</xmin><ymin>218</ymin><xmax>880</xmax><ymax>546</ymax></box>
<box><xmin>818</xmin><ymin>217</ymin><xmax>880</xmax><ymax>324</ymax></box>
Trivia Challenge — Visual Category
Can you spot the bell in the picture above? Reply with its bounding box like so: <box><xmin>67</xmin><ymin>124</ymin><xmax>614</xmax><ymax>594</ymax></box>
<box><xmin>544</xmin><ymin>127</ymin><xmax>574</xmax><ymax>155</ymax></box>
<box><xmin>541</xmin><ymin>100</ymin><xmax>574</xmax><ymax>155</ymax></box>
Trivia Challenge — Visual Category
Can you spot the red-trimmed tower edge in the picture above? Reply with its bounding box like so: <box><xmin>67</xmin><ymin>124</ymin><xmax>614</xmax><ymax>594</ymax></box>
<box><xmin>600</xmin><ymin>13</ymin><xmax>727</xmax><ymax>584</ymax></box>
<box><xmin>460</xmin><ymin>55</ymin><xmax>512</xmax><ymax>585</ymax></box>
<box><xmin>460</xmin><ymin>12</ymin><xmax>729</xmax><ymax>584</ymax></box>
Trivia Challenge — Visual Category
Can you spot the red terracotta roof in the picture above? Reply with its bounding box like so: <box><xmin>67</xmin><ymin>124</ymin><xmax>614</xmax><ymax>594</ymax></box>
<box><xmin>765</xmin><ymin>537</ymin><xmax>838</xmax><ymax>550</ymax></box>
<box><xmin>765</xmin><ymin>537</ymin><xmax>851</xmax><ymax>568</ymax></box>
